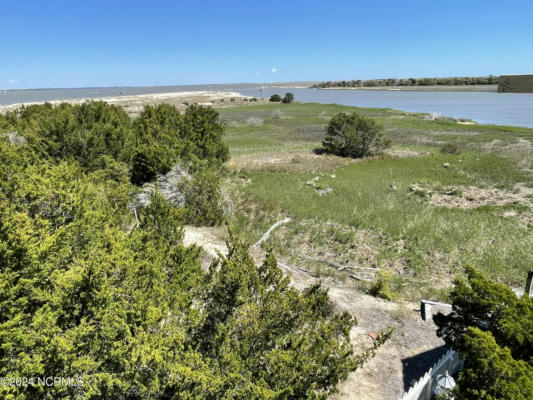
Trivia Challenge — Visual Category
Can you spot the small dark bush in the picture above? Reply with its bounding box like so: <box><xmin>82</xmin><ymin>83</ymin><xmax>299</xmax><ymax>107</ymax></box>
<box><xmin>230</xmin><ymin>98</ymin><xmax>235</xmax><ymax>102</ymax></box>
<box><xmin>440</xmin><ymin>142</ymin><xmax>461</xmax><ymax>154</ymax></box>
<box><xmin>322</xmin><ymin>112</ymin><xmax>390</xmax><ymax>158</ymax></box>
<box><xmin>269</xmin><ymin>94</ymin><xmax>282</xmax><ymax>102</ymax></box>
<box><xmin>252</xmin><ymin>97</ymin><xmax>258</xmax><ymax>102</ymax></box>
<box><xmin>282</xmin><ymin>93</ymin><xmax>294</xmax><ymax>104</ymax></box>
<box><xmin>130</xmin><ymin>150</ymin><xmax>157</xmax><ymax>186</ymax></box>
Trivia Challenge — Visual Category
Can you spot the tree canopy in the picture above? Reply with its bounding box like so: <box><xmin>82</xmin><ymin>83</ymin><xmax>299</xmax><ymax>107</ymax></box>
<box><xmin>311</xmin><ymin>76</ymin><xmax>500</xmax><ymax>89</ymax></box>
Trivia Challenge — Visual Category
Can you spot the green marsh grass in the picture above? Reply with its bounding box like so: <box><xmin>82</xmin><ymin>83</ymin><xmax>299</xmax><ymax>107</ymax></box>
<box><xmin>220</xmin><ymin>103</ymin><xmax>533</xmax><ymax>298</ymax></box>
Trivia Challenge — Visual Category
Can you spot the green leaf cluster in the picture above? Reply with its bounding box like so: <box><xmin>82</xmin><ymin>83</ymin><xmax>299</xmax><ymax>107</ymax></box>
<box><xmin>434</xmin><ymin>266</ymin><xmax>533</xmax><ymax>399</ymax></box>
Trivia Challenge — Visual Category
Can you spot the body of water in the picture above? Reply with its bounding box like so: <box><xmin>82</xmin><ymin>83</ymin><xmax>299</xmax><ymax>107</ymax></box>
<box><xmin>1</xmin><ymin>84</ymin><xmax>533</xmax><ymax>128</ymax></box>
<box><xmin>233</xmin><ymin>86</ymin><xmax>533</xmax><ymax>128</ymax></box>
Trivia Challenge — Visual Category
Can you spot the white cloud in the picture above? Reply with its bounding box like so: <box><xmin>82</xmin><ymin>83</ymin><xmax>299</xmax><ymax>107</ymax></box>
<box><xmin>271</xmin><ymin>68</ymin><xmax>278</xmax><ymax>73</ymax></box>
<box><xmin>8</xmin><ymin>79</ymin><xmax>18</xmax><ymax>84</ymax></box>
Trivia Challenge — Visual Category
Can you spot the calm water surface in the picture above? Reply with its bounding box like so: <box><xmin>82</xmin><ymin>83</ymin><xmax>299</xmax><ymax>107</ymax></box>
<box><xmin>1</xmin><ymin>84</ymin><xmax>532</xmax><ymax>128</ymax></box>
<box><xmin>234</xmin><ymin>86</ymin><xmax>533</xmax><ymax>128</ymax></box>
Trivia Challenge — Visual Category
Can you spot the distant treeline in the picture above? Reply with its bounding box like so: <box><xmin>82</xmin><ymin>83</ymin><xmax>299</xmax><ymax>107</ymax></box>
<box><xmin>311</xmin><ymin>75</ymin><xmax>500</xmax><ymax>88</ymax></box>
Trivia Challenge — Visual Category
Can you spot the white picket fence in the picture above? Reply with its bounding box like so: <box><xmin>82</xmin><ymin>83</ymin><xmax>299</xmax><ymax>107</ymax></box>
<box><xmin>401</xmin><ymin>349</ymin><xmax>462</xmax><ymax>400</ymax></box>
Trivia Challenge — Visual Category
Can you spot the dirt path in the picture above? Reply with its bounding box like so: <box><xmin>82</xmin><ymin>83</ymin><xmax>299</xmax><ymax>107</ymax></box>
<box><xmin>183</xmin><ymin>225</ymin><xmax>445</xmax><ymax>399</ymax></box>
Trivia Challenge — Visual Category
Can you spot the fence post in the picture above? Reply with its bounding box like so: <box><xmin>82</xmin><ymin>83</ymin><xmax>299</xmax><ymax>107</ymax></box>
<box><xmin>424</xmin><ymin>372</ymin><xmax>432</xmax><ymax>400</ymax></box>
<box><xmin>421</xmin><ymin>301</ymin><xmax>431</xmax><ymax>321</ymax></box>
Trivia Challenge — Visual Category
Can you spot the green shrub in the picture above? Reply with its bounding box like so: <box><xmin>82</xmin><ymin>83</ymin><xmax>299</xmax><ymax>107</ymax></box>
<box><xmin>434</xmin><ymin>266</ymin><xmax>533</xmax><ymax>399</ymax></box>
<box><xmin>282</xmin><ymin>93</ymin><xmax>294</xmax><ymax>104</ymax></box>
<box><xmin>322</xmin><ymin>112</ymin><xmax>390</xmax><ymax>158</ymax></box>
<box><xmin>13</xmin><ymin>101</ymin><xmax>132</xmax><ymax>171</ymax></box>
<box><xmin>369</xmin><ymin>271</ymin><xmax>394</xmax><ymax>300</ymax></box>
<box><xmin>454</xmin><ymin>328</ymin><xmax>533</xmax><ymax>400</ymax></box>
<box><xmin>269</xmin><ymin>94</ymin><xmax>282</xmax><ymax>102</ymax></box>
<box><xmin>177</xmin><ymin>169</ymin><xmax>224</xmax><ymax>226</ymax></box>
<box><xmin>440</xmin><ymin>142</ymin><xmax>461</xmax><ymax>154</ymax></box>
<box><xmin>130</xmin><ymin>104</ymin><xmax>229</xmax><ymax>185</ymax></box>
<box><xmin>130</xmin><ymin>150</ymin><xmax>157</xmax><ymax>185</ymax></box>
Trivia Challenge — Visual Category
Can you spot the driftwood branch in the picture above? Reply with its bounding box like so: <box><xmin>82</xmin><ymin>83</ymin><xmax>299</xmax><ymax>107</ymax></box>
<box><xmin>277</xmin><ymin>261</ymin><xmax>317</xmax><ymax>277</ymax></box>
<box><xmin>297</xmin><ymin>254</ymin><xmax>378</xmax><ymax>273</ymax></box>
<box><xmin>252</xmin><ymin>218</ymin><xmax>291</xmax><ymax>248</ymax></box>
<box><xmin>133</xmin><ymin>206</ymin><xmax>140</xmax><ymax>228</ymax></box>
<box><xmin>277</xmin><ymin>260</ymin><xmax>372</xmax><ymax>282</ymax></box>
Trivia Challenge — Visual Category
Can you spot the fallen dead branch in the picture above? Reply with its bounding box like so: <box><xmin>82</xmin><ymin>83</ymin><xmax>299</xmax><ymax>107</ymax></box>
<box><xmin>252</xmin><ymin>217</ymin><xmax>291</xmax><ymax>248</ymax></box>
<box><xmin>297</xmin><ymin>254</ymin><xmax>379</xmax><ymax>273</ymax></box>
<box><xmin>278</xmin><ymin>260</ymin><xmax>372</xmax><ymax>282</ymax></box>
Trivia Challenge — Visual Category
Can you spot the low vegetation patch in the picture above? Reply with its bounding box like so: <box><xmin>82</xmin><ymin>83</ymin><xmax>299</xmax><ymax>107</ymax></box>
<box><xmin>220</xmin><ymin>102</ymin><xmax>533</xmax><ymax>299</ymax></box>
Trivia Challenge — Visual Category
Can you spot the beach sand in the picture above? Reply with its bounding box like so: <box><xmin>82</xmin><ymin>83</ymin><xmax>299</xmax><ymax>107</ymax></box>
<box><xmin>0</xmin><ymin>90</ymin><xmax>267</xmax><ymax>116</ymax></box>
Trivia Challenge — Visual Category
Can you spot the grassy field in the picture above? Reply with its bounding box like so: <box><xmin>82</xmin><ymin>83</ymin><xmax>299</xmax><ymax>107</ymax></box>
<box><xmin>219</xmin><ymin>102</ymin><xmax>533</xmax><ymax>300</ymax></box>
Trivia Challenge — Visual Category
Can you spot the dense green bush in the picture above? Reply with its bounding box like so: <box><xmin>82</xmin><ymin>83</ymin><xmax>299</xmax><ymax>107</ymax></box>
<box><xmin>282</xmin><ymin>92</ymin><xmax>294</xmax><ymax>104</ymax></box>
<box><xmin>5</xmin><ymin>101</ymin><xmax>132</xmax><ymax>171</ymax></box>
<box><xmin>322</xmin><ymin>112</ymin><xmax>390</xmax><ymax>158</ymax></box>
<box><xmin>129</xmin><ymin>103</ymin><xmax>229</xmax><ymax>185</ymax></box>
<box><xmin>179</xmin><ymin>104</ymin><xmax>229</xmax><ymax>165</ymax></box>
<box><xmin>0</xmin><ymin>136</ymin><xmax>392</xmax><ymax>398</ymax></box>
<box><xmin>456</xmin><ymin>327</ymin><xmax>532</xmax><ymax>399</ymax></box>
<box><xmin>130</xmin><ymin>149</ymin><xmax>157</xmax><ymax>185</ymax></box>
<box><xmin>1</xmin><ymin>101</ymin><xmax>230</xmax><ymax>226</ymax></box>
<box><xmin>177</xmin><ymin>169</ymin><xmax>224</xmax><ymax>226</ymax></box>
<box><xmin>434</xmin><ymin>266</ymin><xmax>533</xmax><ymax>399</ymax></box>
<box><xmin>439</xmin><ymin>142</ymin><xmax>461</xmax><ymax>155</ymax></box>
<box><xmin>269</xmin><ymin>94</ymin><xmax>282</xmax><ymax>102</ymax></box>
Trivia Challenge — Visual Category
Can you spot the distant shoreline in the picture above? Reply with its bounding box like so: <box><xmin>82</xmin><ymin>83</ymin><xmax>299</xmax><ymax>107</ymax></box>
<box><xmin>318</xmin><ymin>85</ymin><xmax>498</xmax><ymax>92</ymax></box>
<box><xmin>0</xmin><ymin>90</ymin><xmax>265</xmax><ymax>116</ymax></box>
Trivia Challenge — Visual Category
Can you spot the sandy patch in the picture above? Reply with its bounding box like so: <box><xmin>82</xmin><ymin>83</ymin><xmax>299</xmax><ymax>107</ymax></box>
<box><xmin>384</xmin><ymin>148</ymin><xmax>426</xmax><ymax>158</ymax></box>
<box><xmin>429</xmin><ymin>184</ymin><xmax>533</xmax><ymax>226</ymax></box>
<box><xmin>0</xmin><ymin>90</ymin><xmax>267</xmax><ymax>117</ymax></box>
<box><xmin>183</xmin><ymin>225</ymin><xmax>229</xmax><ymax>267</ymax></box>
<box><xmin>229</xmin><ymin>150</ymin><xmax>363</xmax><ymax>173</ymax></box>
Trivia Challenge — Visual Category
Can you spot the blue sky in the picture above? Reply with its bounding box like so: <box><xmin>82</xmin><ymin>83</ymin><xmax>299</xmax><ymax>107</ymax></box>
<box><xmin>1</xmin><ymin>1</ymin><xmax>532</xmax><ymax>89</ymax></box>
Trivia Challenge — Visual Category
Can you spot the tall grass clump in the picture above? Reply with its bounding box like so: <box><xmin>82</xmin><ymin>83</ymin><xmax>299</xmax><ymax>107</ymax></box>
<box><xmin>246</xmin><ymin>116</ymin><xmax>264</xmax><ymax>127</ymax></box>
<box><xmin>272</xmin><ymin>109</ymin><xmax>283</xmax><ymax>119</ymax></box>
